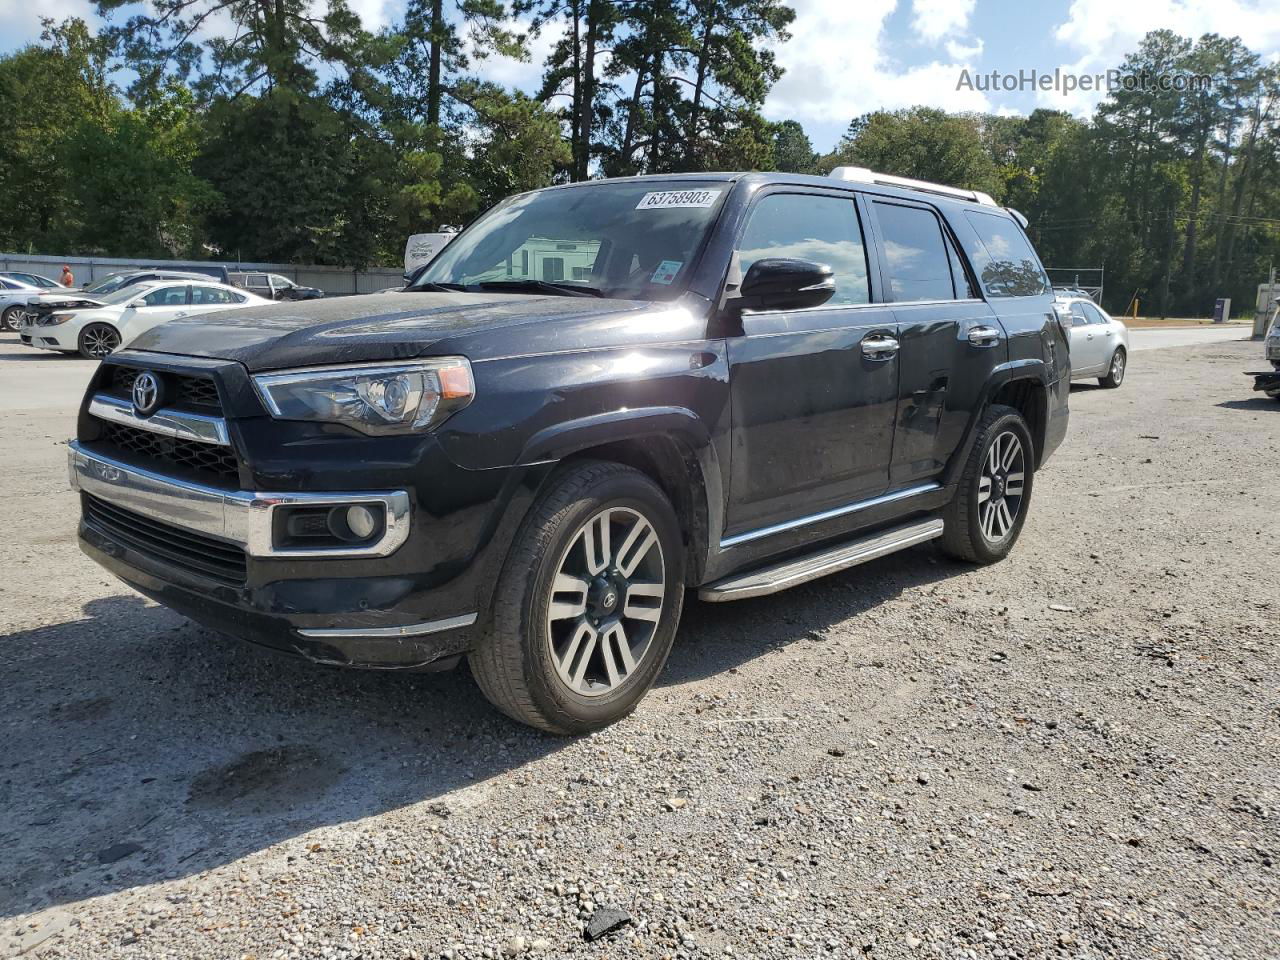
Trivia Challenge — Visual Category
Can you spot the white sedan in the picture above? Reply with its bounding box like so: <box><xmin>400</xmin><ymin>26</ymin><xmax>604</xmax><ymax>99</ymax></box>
<box><xmin>22</xmin><ymin>279</ymin><xmax>271</xmax><ymax>358</ymax></box>
<box><xmin>1058</xmin><ymin>293</ymin><xmax>1130</xmax><ymax>388</ymax></box>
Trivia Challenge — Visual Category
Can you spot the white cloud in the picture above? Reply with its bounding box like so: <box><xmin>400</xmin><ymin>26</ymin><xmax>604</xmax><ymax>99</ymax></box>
<box><xmin>466</xmin><ymin>15</ymin><xmax>557</xmax><ymax>93</ymax></box>
<box><xmin>0</xmin><ymin>0</ymin><xmax>95</xmax><ymax>49</ymax></box>
<box><xmin>764</xmin><ymin>0</ymin><xmax>990</xmax><ymax>149</ymax></box>
<box><xmin>945</xmin><ymin>37</ymin><xmax>983</xmax><ymax>60</ymax></box>
<box><xmin>911</xmin><ymin>0</ymin><xmax>975</xmax><ymax>45</ymax></box>
<box><xmin>1045</xmin><ymin>0</ymin><xmax>1280</xmax><ymax>114</ymax></box>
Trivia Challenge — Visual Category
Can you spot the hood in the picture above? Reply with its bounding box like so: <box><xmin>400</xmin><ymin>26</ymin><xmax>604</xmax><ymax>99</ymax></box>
<box><xmin>124</xmin><ymin>291</ymin><xmax>708</xmax><ymax>372</ymax></box>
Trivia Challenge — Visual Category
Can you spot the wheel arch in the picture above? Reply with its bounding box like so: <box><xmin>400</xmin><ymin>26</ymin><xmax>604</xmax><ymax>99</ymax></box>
<box><xmin>945</xmin><ymin>361</ymin><xmax>1050</xmax><ymax>485</ymax></box>
<box><xmin>518</xmin><ymin>408</ymin><xmax>722</xmax><ymax>586</ymax></box>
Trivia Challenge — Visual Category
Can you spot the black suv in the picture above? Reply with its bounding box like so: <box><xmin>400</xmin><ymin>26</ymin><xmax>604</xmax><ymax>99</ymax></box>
<box><xmin>69</xmin><ymin>170</ymin><xmax>1070</xmax><ymax>733</ymax></box>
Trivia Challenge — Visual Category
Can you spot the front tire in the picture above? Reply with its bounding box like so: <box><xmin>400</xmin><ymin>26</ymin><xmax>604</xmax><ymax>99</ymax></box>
<box><xmin>940</xmin><ymin>405</ymin><xmax>1034</xmax><ymax>564</ymax></box>
<box><xmin>78</xmin><ymin>323</ymin><xmax>120</xmax><ymax>359</ymax></box>
<box><xmin>470</xmin><ymin>461</ymin><xmax>685</xmax><ymax>735</ymax></box>
<box><xmin>1099</xmin><ymin>348</ymin><xmax>1126</xmax><ymax>388</ymax></box>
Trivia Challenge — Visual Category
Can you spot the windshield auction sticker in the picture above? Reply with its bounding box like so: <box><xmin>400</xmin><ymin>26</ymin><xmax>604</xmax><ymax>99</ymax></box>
<box><xmin>651</xmin><ymin>260</ymin><xmax>683</xmax><ymax>285</ymax></box>
<box><xmin>636</xmin><ymin>189</ymin><xmax>722</xmax><ymax>210</ymax></box>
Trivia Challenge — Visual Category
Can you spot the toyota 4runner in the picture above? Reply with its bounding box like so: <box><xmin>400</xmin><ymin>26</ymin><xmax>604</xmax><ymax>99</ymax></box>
<box><xmin>69</xmin><ymin>168</ymin><xmax>1070</xmax><ymax>733</ymax></box>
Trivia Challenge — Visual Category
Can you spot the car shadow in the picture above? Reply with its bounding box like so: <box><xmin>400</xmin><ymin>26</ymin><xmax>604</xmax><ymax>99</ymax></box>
<box><xmin>660</xmin><ymin>543</ymin><xmax>959</xmax><ymax>687</ymax></box>
<box><xmin>2</xmin><ymin>545</ymin><xmax>959</xmax><ymax>920</ymax></box>
<box><xmin>1216</xmin><ymin>397</ymin><xmax>1279</xmax><ymax>411</ymax></box>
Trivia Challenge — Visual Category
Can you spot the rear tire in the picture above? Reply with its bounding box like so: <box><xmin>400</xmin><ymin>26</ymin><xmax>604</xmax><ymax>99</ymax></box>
<box><xmin>940</xmin><ymin>405</ymin><xmax>1034</xmax><ymax>564</ymax></box>
<box><xmin>78</xmin><ymin>323</ymin><xmax>120</xmax><ymax>359</ymax></box>
<box><xmin>469</xmin><ymin>460</ymin><xmax>685</xmax><ymax>735</ymax></box>
<box><xmin>2</xmin><ymin>305</ymin><xmax>23</xmax><ymax>332</ymax></box>
<box><xmin>1099</xmin><ymin>348</ymin><xmax>1125</xmax><ymax>388</ymax></box>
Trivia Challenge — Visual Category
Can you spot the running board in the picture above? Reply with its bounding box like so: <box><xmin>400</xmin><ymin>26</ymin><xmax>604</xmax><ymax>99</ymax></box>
<box><xmin>698</xmin><ymin>519</ymin><xmax>945</xmax><ymax>602</ymax></box>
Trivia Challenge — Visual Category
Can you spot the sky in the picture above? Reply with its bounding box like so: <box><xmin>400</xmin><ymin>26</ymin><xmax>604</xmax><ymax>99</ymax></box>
<box><xmin>3</xmin><ymin>0</ymin><xmax>1280</xmax><ymax>151</ymax></box>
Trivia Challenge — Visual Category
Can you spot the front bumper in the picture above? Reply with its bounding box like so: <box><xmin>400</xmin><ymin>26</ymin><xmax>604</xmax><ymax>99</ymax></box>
<box><xmin>1249</xmin><ymin>370</ymin><xmax>1280</xmax><ymax>393</ymax></box>
<box><xmin>69</xmin><ymin>441</ymin><xmax>483</xmax><ymax>669</ymax></box>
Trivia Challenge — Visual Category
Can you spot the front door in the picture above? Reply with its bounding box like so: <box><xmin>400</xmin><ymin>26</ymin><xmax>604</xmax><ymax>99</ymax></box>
<box><xmin>724</xmin><ymin>189</ymin><xmax>899</xmax><ymax>539</ymax></box>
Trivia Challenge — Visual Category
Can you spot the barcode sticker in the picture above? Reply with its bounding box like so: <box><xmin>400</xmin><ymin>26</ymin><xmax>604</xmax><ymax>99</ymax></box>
<box><xmin>636</xmin><ymin>189</ymin><xmax>722</xmax><ymax>210</ymax></box>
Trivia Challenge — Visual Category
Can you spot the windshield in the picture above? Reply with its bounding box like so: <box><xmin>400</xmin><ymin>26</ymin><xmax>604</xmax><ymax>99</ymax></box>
<box><xmin>412</xmin><ymin>179</ymin><xmax>729</xmax><ymax>301</ymax></box>
<box><xmin>84</xmin><ymin>273</ymin><xmax>129</xmax><ymax>295</ymax></box>
<box><xmin>99</xmin><ymin>285</ymin><xmax>156</xmax><ymax>305</ymax></box>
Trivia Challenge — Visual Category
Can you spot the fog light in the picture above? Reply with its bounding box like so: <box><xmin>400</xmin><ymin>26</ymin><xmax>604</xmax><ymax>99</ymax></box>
<box><xmin>346</xmin><ymin>504</ymin><xmax>378</xmax><ymax>539</ymax></box>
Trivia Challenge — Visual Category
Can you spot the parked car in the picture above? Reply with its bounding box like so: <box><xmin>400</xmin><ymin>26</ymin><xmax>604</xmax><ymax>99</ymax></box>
<box><xmin>2</xmin><ymin>271</ymin><xmax>63</xmax><ymax>289</ymax></box>
<box><xmin>67</xmin><ymin>169</ymin><xmax>1069</xmax><ymax>733</ymax></box>
<box><xmin>1</xmin><ymin>275</ymin><xmax>45</xmax><ymax>331</ymax></box>
<box><xmin>1247</xmin><ymin>297</ymin><xmax>1280</xmax><ymax>401</ymax></box>
<box><xmin>1057</xmin><ymin>293</ymin><xmax>1129</xmax><ymax>388</ymax></box>
<box><xmin>25</xmin><ymin>279</ymin><xmax>270</xmax><ymax>357</ymax></box>
<box><xmin>229</xmin><ymin>272</ymin><xmax>323</xmax><ymax>301</ymax></box>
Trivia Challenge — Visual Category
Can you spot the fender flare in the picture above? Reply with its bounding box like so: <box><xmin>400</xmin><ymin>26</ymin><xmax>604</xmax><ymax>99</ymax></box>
<box><xmin>516</xmin><ymin>405</ymin><xmax>726</xmax><ymax>582</ymax></box>
<box><xmin>944</xmin><ymin>359</ymin><xmax>1050</xmax><ymax>487</ymax></box>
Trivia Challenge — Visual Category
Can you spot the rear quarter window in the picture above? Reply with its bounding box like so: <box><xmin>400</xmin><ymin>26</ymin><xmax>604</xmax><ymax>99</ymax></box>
<box><xmin>963</xmin><ymin>211</ymin><xmax>1050</xmax><ymax>298</ymax></box>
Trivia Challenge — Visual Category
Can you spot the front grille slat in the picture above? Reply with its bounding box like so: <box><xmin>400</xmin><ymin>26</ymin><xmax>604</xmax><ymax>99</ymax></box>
<box><xmin>99</xmin><ymin>422</ymin><xmax>240</xmax><ymax>487</ymax></box>
<box><xmin>83</xmin><ymin>494</ymin><xmax>247</xmax><ymax>585</ymax></box>
<box><xmin>86</xmin><ymin>497</ymin><xmax>246</xmax><ymax>564</ymax></box>
<box><xmin>108</xmin><ymin>367</ymin><xmax>222</xmax><ymax>414</ymax></box>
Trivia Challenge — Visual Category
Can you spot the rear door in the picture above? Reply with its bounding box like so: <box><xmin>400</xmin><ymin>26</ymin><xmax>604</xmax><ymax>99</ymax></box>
<box><xmin>189</xmin><ymin>284</ymin><xmax>246</xmax><ymax>315</ymax></box>
<box><xmin>1068</xmin><ymin>302</ymin><xmax>1107</xmax><ymax>373</ymax></box>
<box><xmin>865</xmin><ymin>197</ymin><xmax>1003</xmax><ymax>486</ymax></box>
<box><xmin>724</xmin><ymin>188</ymin><xmax>899</xmax><ymax>538</ymax></box>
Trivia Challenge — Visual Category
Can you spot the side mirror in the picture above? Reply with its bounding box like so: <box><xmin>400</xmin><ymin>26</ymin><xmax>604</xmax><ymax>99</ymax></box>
<box><xmin>128</xmin><ymin>299</ymin><xmax>144</xmax><ymax>309</ymax></box>
<box><xmin>730</xmin><ymin>258</ymin><xmax>835</xmax><ymax>314</ymax></box>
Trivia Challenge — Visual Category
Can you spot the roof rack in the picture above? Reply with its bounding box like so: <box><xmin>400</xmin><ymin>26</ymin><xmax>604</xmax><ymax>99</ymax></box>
<box><xmin>829</xmin><ymin>166</ymin><xmax>998</xmax><ymax>207</ymax></box>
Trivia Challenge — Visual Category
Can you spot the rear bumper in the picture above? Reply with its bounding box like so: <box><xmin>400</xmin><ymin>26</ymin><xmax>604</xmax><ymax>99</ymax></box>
<box><xmin>1249</xmin><ymin>370</ymin><xmax>1280</xmax><ymax>392</ymax></box>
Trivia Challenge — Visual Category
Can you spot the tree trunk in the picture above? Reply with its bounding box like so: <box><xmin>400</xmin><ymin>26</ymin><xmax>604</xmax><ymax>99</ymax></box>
<box><xmin>686</xmin><ymin>6</ymin><xmax>716</xmax><ymax>169</ymax></box>
<box><xmin>647</xmin><ymin>49</ymin><xmax>663</xmax><ymax>171</ymax></box>
<box><xmin>426</xmin><ymin>0</ymin><xmax>443</xmax><ymax>127</ymax></box>
<box><xmin>569</xmin><ymin>0</ymin><xmax>583</xmax><ymax>181</ymax></box>
<box><xmin>619</xmin><ymin>67</ymin><xmax>647</xmax><ymax>171</ymax></box>
<box><xmin>577</xmin><ymin>0</ymin><xmax>598</xmax><ymax>181</ymax></box>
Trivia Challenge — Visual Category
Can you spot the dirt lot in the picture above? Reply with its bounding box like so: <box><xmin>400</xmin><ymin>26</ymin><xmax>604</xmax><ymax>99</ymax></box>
<box><xmin>1</xmin><ymin>339</ymin><xmax>1277</xmax><ymax>960</ymax></box>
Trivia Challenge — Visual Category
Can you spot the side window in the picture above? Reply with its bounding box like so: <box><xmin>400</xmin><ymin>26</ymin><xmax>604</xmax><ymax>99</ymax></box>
<box><xmin>141</xmin><ymin>285</ymin><xmax>188</xmax><ymax>307</ymax></box>
<box><xmin>1069</xmin><ymin>303</ymin><xmax>1089</xmax><ymax>327</ymax></box>
<box><xmin>1083</xmin><ymin>303</ymin><xmax>1108</xmax><ymax>325</ymax></box>
<box><xmin>963</xmin><ymin>211</ymin><xmax>1051</xmax><ymax>297</ymax></box>
<box><xmin>945</xmin><ymin>232</ymin><xmax>977</xmax><ymax>299</ymax></box>
<box><xmin>737</xmin><ymin>193</ymin><xmax>869</xmax><ymax>306</ymax></box>
<box><xmin>873</xmin><ymin>201</ymin><xmax>956</xmax><ymax>301</ymax></box>
<box><xmin>192</xmin><ymin>286</ymin><xmax>235</xmax><ymax>305</ymax></box>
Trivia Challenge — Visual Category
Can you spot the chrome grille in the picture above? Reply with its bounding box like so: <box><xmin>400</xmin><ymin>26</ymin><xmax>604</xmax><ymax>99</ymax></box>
<box><xmin>83</xmin><ymin>493</ymin><xmax>247</xmax><ymax>585</ymax></box>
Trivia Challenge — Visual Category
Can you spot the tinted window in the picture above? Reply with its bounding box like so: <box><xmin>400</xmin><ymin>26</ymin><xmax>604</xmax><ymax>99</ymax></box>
<box><xmin>945</xmin><ymin>232</ymin><xmax>977</xmax><ymax>299</ymax></box>
<box><xmin>141</xmin><ymin>286</ymin><xmax>188</xmax><ymax>307</ymax></box>
<box><xmin>737</xmin><ymin>193</ymin><xmax>869</xmax><ymax>306</ymax></box>
<box><xmin>874</xmin><ymin>202</ymin><xmax>955</xmax><ymax>301</ymax></box>
<box><xmin>1068</xmin><ymin>303</ymin><xmax>1089</xmax><ymax>326</ymax></box>
<box><xmin>1083</xmin><ymin>302</ymin><xmax>1108</xmax><ymax>325</ymax></box>
<box><xmin>191</xmin><ymin>286</ymin><xmax>236</xmax><ymax>305</ymax></box>
<box><xmin>964</xmin><ymin>211</ymin><xmax>1050</xmax><ymax>297</ymax></box>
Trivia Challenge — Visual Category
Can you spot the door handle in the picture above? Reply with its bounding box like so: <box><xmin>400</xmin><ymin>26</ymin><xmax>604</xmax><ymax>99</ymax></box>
<box><xmin>175</xmin><ymin>311</ymin><xmax>188</xmax><ymax>318</ymax></box>
<box><xmin>861</xmin><ymin>334</ymin><xmax>899</xmax><ymax>360</ymax></box>
<box><xmin>967</xmin><ymin>324</ymin><xmax>1001</xmax><ymax>347</ymax></box>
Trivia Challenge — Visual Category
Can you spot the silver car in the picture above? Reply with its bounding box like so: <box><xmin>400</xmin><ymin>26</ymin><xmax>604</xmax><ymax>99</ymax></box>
<box><xmin>1058</xmin><ymin>293</ymin><xmax>1130</xmax><ymax>388</ymax></box>
<box><xmin>0</xmin><ymin>275</ymin><xmax>46</xmax><ymax>331</ymax></box>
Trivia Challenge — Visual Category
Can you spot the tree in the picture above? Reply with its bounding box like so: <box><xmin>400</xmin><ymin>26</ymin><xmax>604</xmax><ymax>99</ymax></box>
<box><xmin>770</xmin><ymin>119</ymin><xmax>814</xmax><ymax>172</ymax></box>
<box><xmin>821</xmin><ymin>108</ymin><xmax>1001</xmax><ymax>199</ymax></box>
<box><xmin>0</xmin><ymin>19</ymin><xmax>114</xmax><ymax>250</ymax></box>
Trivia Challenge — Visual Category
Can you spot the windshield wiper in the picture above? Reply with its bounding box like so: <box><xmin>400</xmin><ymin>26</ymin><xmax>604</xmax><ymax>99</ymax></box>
<box><xmin>411</xmin><ymin>281</ymin><xmax>470</xmax><ymax>292</ymax></box>
<box><xmin>475</xmin><ymin>279</ymin><xmax>605</xmax><ymax>298</ymax></box>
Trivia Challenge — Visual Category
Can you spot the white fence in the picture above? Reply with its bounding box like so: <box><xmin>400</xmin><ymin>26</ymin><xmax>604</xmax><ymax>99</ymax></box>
<box><xmin>0</xmin><ymin>252</ymin><xmax>405</xmax><ymax>296</ymax></box>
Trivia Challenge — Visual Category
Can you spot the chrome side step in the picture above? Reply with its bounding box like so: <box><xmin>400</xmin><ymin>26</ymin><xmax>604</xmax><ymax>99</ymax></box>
<box><xmin>698</xmin><ymin>518</ymin><xmax>945</xmax><ymax>602</ymax></box>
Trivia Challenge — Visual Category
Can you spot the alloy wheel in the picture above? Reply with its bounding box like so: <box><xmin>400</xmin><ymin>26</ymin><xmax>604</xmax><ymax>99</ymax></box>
<box><xmin>1111</xmin><ymin>351</ymin><xmax>1125</xmax><ymax>384</ymax></box>
<box><xmin>545</xmin><ymin>506</ymin><xmax>666</xmax><ymax>697</ymax></box>
<box><xmin>977</xmin><ymin>431</ymin><xmax>1026</xmax><ymax>543</ymax></box>
<box><xmin>83</xmin><ymin>326</ymin><xmax>120</xmax><ymax>358</ymax></box>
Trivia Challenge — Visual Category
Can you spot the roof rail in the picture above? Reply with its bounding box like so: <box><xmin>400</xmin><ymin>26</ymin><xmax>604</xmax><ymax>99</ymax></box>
<box><xmin>829</xmin><ymin>165</ymin><xmax>998</xmax><ymax>206</ymax></box>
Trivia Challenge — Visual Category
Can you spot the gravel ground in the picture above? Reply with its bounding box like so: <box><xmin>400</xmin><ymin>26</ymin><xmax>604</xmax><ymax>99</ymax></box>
<box><xmin>1</xmin><ymin>339</ymin><xmax>1277</xmax><ymax>960</ymax></box>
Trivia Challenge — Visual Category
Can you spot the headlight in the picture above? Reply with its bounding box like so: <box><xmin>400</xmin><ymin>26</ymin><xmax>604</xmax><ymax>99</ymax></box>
<box><xmin>253</xmin><ymin>359</ymin><xmax>474</xmax><ymax>435</ymax></box>
<box><xmin>42</xmin><ymin>312</ymin><xmax>75</xmax><ymax>326</ymax></box>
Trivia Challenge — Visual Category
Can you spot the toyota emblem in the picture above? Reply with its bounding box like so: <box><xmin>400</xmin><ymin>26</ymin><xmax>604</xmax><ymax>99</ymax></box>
<box><xmin>131</xmin><ymin>371</ymin><xmax>162</xmax><ymax>416</ymax></box>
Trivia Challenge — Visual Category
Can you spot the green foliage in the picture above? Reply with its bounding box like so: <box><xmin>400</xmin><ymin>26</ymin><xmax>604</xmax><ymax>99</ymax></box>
<box><xmin>820</xmin><ymin>107</ymin><xmax>1001</xmax><ymax>199</ymax></box>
